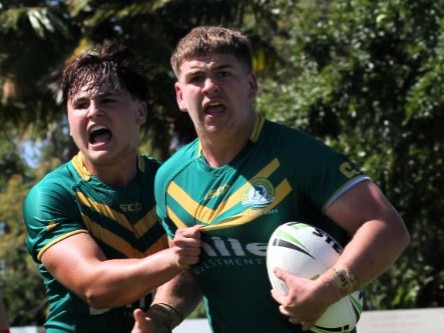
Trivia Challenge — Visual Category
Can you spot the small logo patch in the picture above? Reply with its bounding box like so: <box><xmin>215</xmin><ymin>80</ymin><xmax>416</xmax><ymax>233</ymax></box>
<box><xmin>241</xmin><ymin>178</ymin><xmax>275</xmax><ymax>209</ymax></box>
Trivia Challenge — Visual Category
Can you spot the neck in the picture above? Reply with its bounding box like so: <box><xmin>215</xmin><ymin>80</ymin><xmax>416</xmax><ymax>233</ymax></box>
<box><xmin>79</xmin><ymin>152</ymin><xmax>139</xmax><ymax>187</ymax></box>
<box><xmin>199</xmin><ymin>115</ymin><xmax>256</xmax><ymax>168</ymax></box>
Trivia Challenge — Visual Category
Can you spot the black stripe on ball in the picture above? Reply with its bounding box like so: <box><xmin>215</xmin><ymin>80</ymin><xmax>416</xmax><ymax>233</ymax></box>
<box><xmin>272</xmin><ymin>238</ymin><xmax>315</xmax><ymax>259</ymax></box>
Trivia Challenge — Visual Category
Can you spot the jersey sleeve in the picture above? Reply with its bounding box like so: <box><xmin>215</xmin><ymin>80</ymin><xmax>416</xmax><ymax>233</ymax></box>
<box><xmin>23</xmin><ymin>173</ymin><xmax>87</xmax><ymax>263</ymax></box>
<box><xmin>154</xmin><ymin>166</ymin><xmax>177</xmax><ymax>239</ymax></box>
<box><xmin>289</xmin><ymin>133</ymin><xmax>368</xmax><ymax>211</ymax></box>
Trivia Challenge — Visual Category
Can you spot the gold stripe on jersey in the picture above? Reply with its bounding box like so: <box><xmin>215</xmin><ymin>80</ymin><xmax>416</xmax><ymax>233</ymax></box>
<box><xmin>81</xmin><ymin>214</ymin><xmax>145</xmax><ymax>258</ymax></box>
<box><xmin>166</xmin><ymin>157</ymin><xmax>292</xmax><ymax>231</ymax></box>
<box><xmin>250</xmin><ymin>114</ymin><xmax>265</xmax><ymax>142</ymax></box>
<box><xmin>77</xmin><ymin>191</ymin><xmax>129</xmax><ymax>226</ymax></box>
<box><xmin>167</xmin><ymin>207</ymin><xmax>188</xmax><ymax>229</ymax></box>
<box><xmin>167</xmin><ymin>158</ymin><xmax>280</xmax><ymax>222</ymax></box>
<box><xmin>77</xmin><ymin>191</ymin><xmax>160</xmax><ymax>241</ymax></box>
<box><xmin>72</xmin><ymin>152</ymin><xmax>91</xmax><ymax>180</ymax></box>
<box><xmin>134</xmin><ymin>208</ymin><xmax>161</xmax><ymax>237</ymax></box>
<box><xmin>167</xmin><ymin>182</ymin><xmax>202</xmax><ymax>220</ymax></box>
<box><xmin>205</xmin><ymin>158</ymin><xmax>281</xmax><ymax>219</ymax></box>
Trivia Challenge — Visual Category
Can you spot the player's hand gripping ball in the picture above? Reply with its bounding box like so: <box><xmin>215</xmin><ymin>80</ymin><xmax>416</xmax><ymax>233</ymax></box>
<box><xmin>266</xmin><ymin>222</ymin><xmax>363</xmax><ymax>333</ymax></box>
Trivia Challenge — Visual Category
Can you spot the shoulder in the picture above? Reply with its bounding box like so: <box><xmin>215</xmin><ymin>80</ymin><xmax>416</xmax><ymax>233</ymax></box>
<box><xmin>154</xmin><ymin>139</ymin><xmax>199</xmax><ymax>191</ymax></box>
<box><xmin>158</xmin><ymin>139</ymin><xmax>199</xmax><ymax>172</ymax></box>
<box><xmin>262</xmin><ymin>119</ymin><xmax>316</xmax><ymax>143</ymax></box>
<box><xmin>261</xmin><ymin>119</ymin><xmax>366</xmax><ymax>186</ymax></box>
<box><xmin>23</xmin><ymin>159</ymin><xmax>87</xmax><ymax>219</ymax></box>
<box><xmin>261</xmin><ymin>119</ymin><xmax>337</xmax><ymax>158</ymax></box>
<box><xmin>26</xmin><ymin>162</ymin><xmax>76</xmax><ymax>199</ymax></box>
<box><xmin>23</xmin><ymin>162</ymin><xmax>81</xmax><ymax>249</ymax></box>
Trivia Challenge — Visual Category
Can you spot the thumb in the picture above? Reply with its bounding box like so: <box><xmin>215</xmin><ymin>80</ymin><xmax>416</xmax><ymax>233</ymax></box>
<box><xmin>270</xmin><ymin>267</ymin><xmax>291</xmax><ymax>301</ymax></box>
<box><xmin>273</xmin><ymin>266</ymin><xmax>291</xmax><ymax>281</ymax></box>
<box><xmin>132</xmin><ymin>308</ymin><xmax>148</xmax><ymax>329</ymax></box>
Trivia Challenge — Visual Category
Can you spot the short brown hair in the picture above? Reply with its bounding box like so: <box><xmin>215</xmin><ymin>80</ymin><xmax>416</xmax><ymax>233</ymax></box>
<box><xmin>170</xmin><ymin>26</ymin><xmax>253</xmax><ymax>77</ymax></box>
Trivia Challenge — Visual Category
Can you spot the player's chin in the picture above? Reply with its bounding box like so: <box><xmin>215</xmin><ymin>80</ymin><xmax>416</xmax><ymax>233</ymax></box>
<box><xmin>84</xmin><ymin>148</ymin><xmax>115</xmax><ymax>164</ymax></box>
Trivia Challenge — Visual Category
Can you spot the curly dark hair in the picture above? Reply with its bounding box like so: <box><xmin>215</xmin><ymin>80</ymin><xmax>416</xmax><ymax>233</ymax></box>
<box><xmin>62</xmin><ymin>40</ymin><xmax>149</xmax><ymax>105</ymax></box>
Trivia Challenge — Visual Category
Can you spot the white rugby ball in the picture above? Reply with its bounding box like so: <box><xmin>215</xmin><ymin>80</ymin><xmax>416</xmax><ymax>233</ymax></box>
<box><xmin>266</xmin><ymin>222</ymin><xmax>363</xmax><ymax>333</ymax></box>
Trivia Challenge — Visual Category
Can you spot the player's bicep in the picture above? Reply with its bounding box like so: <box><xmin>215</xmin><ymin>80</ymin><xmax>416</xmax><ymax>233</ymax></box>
<box><xmin>325</xmin><ymin>179</ymin><xmax>399</xmax><ymax>235</ymax></box>
<box><xmin>41</xmin><ymin>232</ymin><xmax>106</xmax><ymax>292</ymax></box>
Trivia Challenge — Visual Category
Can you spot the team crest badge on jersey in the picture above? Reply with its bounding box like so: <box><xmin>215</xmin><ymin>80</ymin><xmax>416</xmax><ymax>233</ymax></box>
<box><xmin>242</xmin><ymin>178</ymin><xmax>275</xmax><ymax>209</ymax></box>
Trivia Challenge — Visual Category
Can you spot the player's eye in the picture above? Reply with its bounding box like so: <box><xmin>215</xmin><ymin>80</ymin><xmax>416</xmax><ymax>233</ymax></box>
<box><xmin>101</xmin><ymin>97</ymin><xmax>114</xmax><ymax>104</ymax></box>
<box><xmin>217</xmin><ymin>71</ymin><xmax>231</xmax><ymax>78</ymax></box>
<box><xmin>72</xmin><ymin>100</ymin><xmax>89</xmax><ymax>109</ymax></box>
<box><xmin>189</xmin><ymin>75</ymin><xmax>204</xmax><ymax>84</ymax></box>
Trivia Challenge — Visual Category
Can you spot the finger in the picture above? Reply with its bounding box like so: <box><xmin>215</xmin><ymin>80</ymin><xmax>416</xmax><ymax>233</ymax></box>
<box><xmin>278</xmin><ymin>304</ymin><xmax>292</xmax><ymax>316</ymax></box>
<box><xmin>270</xmin><ymin>287</ymin><xmax>287</xmax><ymax>303</ymax></box>
<box><xmin>175</xmin><ymin>246</ymin><xmax>202</xmax><ymax>268</ymax></box>
<box><xmin>132</xmin><ymin>308</ymin><xmax>148</xmax><ymax>327</ymax></box>
<box><xmin>180</xmin><ymin>250</ymin><xmax>201</xmax><ymax>264</ymax></box>
<box><xmin>273</xmin><ymin>266</ymin><xmax>290</xmax><ymax>281</ymax></box>
<box><xmin>177</xmin><ymin>225</ymin><xmax>203</xmax><ymax>238</ymax></box>
<box><xmin>173</xmin><ymin>233</ymin><xmax>202</xmax><ymax>249</ymax></box>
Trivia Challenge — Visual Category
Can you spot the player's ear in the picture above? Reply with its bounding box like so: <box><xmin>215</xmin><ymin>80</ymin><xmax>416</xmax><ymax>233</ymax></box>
<box><xmin>175</xmin><ymin>82</ymin><xmax>188</xmax><ymax>112</ymax></box>
<box><xmin>248</xmin><ymin>72</ymin><xmax>258</xmax><ymax>99</ymax></box>
<box><xmin>136</xmin><ymin>101</ymin><xmax>147</xmax><ymax>124</ymax></box>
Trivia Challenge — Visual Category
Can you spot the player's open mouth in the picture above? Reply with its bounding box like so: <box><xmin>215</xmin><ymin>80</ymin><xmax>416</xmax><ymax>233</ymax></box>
<box><xmin>89</xmin><ymin>125</ymin><xmax>112</xmax><ymax>144</ymax></box>
<box><xmin>204</xmin><ymin>102</ymin><xmax>225</xmax><ymax>115</ymax></box>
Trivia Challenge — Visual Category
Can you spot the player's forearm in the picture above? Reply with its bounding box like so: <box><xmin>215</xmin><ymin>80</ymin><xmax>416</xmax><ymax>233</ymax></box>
<box><xmin>154</xmin><ymin>270</ymin><xmax>202</xmax><ymax>316</ymax></box>
<box><xmin>321</xmin><ymin>218</ymin><xmax>410</xmax><ymax>300</ymax></box>
<box><xmin>148</xmin><ymin>270</ymin><xmax>203</xmax><ymax>330</ymax></box>
<box><xmin>341</xmin><ymin>219</ymin><xmax>408</xmax><ymax>284</ymax></box>
<box><xmin>83</xmin><ymin>248</ymin><xmax>183</xmax><ymax>309</ymax></box>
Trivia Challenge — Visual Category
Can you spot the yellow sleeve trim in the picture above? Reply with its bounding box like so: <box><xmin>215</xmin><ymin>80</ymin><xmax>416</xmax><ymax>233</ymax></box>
<box><xmin>36</xmin><ymin>229</ymin><xmax>89</xmax><ymax>262</ymax></box>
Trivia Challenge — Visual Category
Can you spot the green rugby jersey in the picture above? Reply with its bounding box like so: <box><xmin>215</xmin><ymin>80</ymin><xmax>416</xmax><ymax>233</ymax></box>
<box><xmin>24</xmin><ymin>152</ymin><xmax>167</xmax><ymax>333</ymax></box>
<box><xmin>155</xmin><ymin>115</ymin><xmax>366</xmax><ymax>333</ymax></box>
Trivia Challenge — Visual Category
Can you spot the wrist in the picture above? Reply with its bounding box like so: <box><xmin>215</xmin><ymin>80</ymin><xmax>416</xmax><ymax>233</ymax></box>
<box><xmin>147</xmin><ymin>303</ymin><xmax>184</xmax><ymax>331</ymax></box>
<box><xmin>144</xmin><ymin>311</ymin><xmax>171</xmax><ymax>333</ymax></box>
<box><xmin>322</xmin><ymin>265</ymin><xmax>359</xmax><ymax>300</ymax></box>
